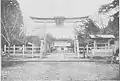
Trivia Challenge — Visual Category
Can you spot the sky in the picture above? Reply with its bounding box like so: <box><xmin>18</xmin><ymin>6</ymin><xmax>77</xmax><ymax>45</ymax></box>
<box><xmin>17</xmin><ymin>0</ymin><xmax>113</xmax><ymax>38</ymax></box>
<box><xmin>18</xmin><ymin>0</ymin><xmax>112</xmax><ymax>17</ymax></box>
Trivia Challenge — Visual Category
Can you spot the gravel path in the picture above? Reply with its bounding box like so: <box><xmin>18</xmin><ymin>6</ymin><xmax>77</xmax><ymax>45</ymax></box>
<box><xmin>2</xmin><ymin>61</ymin><xmax>119</xmax><ymax>81</ymax></box>
<box><xmin>2</xmin><ymin>53</ymin><xmax>119</xmax><ymax>81</ymax></box>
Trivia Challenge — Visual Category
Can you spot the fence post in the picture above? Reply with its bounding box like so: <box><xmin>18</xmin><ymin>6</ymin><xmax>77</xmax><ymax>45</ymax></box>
<box><xmin>39</xmin><ymin>46</ymin><xmax>41</xmax><ymax>58</ymax></box>
<box><xmin>108</xmin><ymin>40</ymin><xmax>110</xmax><ymax>49</ymax></box>
<box><xmin>32</xmin><ymin>45</ymin><xmax>34</xmax><ymax>58</ymax></box>
<box><xmin>86</xmin><ymin>45</ymin><xmax>88</xmax><ymax>57</ymax></box>
<box><xmin>93</xmin><ymin>40</ymin><xmax>96</xmax><ymax>56</ymax></box>
<box><xmin>13</xmin><ymin>45</ymin><xmax>15</xmax><ymax>55</ymax></box>
<box><xmin>4</xmin><ymin>45</ymin><xmax>6</xmax><ymax>53</ymax></box>
<box><xmin>23</xmin><ymin>45</ymin><xmax>24</xmax><ymax>57</ymax></box>
<box><xmin>105</xmin><ymin>44</ymin><xmax>107</xmax><ymax>55</ymax></box>
<box><xmin>41</xmin><ymin>40</ymin><xmax>44</xmax><ymax>58</ymax></box>
<box><xmin>74</xmin><ymin>40</ymin><xmax>76</xmax><ymax>53</ymax></box>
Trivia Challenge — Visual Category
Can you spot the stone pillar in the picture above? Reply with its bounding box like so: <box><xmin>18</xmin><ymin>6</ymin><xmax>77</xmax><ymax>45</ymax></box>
<box><xmin>74</xmin><ymin>40</ymin><xmax>76</xmax><ymax>53</ymax></box>
<box><xmin>94</xmin><ymin>40</ymin><xmax>96</xmax><ymax>49</ymax></box>
<box><xmin>22</xmin><ymin>45</ymin><xmax>25</xmax><ymax>57</ymax></box>
<box><xmin>76</xmin><ymin>40</ymin><xmax>79</xmax><ymax>58</ymax></box>
<box><xmin>86</xmin><ymin>45</ymin><xmax>89</xmax><ymax>57</ymax></box>
<box><xmin>40</xmin><ymin>40</ymin><xmax>44</xmax><ymax>54</ymax></box>
<box><xmin>4</xmin><ymin>45</ymin><xmax>6</xmax><ymax>53</ymax></box>
<box><xmin>32</xmin><ymin>45</ymin><xmax>34</xmax><ymax>58</ymax></box>
<box><xmin>44</xmin><ymin>20</ymin><xmax>47</xmax><ymax>55</ymax></box>
<box><xmin>93</xmin><ymin>40</ymin><xmax>96</xmax><ymax>56</ymax></box>
<box><xmin>13</xmin><ymin>45</ymin><xmax>15</xmax><ymax>55</ymax></box>
<box><xmin>108</xmin><ymin>39</ymin><xmax>110</xmax><ymax>49</ymax></box>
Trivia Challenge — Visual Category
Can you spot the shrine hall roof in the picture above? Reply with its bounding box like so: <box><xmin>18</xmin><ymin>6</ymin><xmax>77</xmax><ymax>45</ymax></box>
<box><xmin>89</xmin><ymin>35</ymin><xmax>115</xmax><ymax>39</ymax></box>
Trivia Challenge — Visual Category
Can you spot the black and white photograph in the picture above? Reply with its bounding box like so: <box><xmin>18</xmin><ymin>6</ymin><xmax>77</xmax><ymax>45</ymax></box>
<box><xmin>1</xmin><ymin>0</ymin><xmax>120</xmax><ymax>81</ymax></box>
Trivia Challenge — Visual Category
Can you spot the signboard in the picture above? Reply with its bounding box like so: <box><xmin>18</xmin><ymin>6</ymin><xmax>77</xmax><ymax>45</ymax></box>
<box><xmin>54</xmin><ymin>42</ymin><xmax>71</xmax><ymax>46</ymax></box>
<box><xmin>54</xmin><ymin>16</ymin><xmax>65</xmax><ymax>25</ymax></box>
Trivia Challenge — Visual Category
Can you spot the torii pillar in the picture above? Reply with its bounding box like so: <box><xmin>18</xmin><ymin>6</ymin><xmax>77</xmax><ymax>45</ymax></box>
<box><xmin>76</xmin><ymin>40</ymin><xmax>79</xmax><ymax>58</ymax></box>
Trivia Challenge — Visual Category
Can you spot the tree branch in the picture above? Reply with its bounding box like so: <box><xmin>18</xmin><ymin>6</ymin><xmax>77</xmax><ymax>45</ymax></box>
<box><xmin>1</xmin><ymin>20</ymin><xmax>10</xmax><ymax>42</ymax></box>
<box><xmin>10</xmin><ymin>13</ymin><xmax>19</xmax><ymax>34</ymax></box>
<box><xmin>11</xmin><ymin>34</ymin><xmax>24</xmax><ymax>43</ymax></box>
<box><xmin>1</xmin><ymin>33</ymin><xmax>10</xmax><ymax>45</ymax></box>
<box><xmin>1</xmin><ymin>20</ymin><xmax>8</xmax><ymax>34</ymax></box>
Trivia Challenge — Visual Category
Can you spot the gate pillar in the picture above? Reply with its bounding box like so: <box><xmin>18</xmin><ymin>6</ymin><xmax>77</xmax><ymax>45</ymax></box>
<box><xmin>76</xmin><ymin>40</ymin><xmax>79</xmax><ymax>58</ymax></box>
<box><xmin>40</xmin><ymin>40</ymin><xmax>44</xmax><ymax>55</ymax></box>
<box><xmin>74</xmin><ymin>40</ymin><xmax>76</xmax><ymax>53</ymax></box>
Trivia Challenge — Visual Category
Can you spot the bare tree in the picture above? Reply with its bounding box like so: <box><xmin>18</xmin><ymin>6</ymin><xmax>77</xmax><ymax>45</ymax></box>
<box><xmin>1</xmin><ymin>0</ymin><xmax>24</xmax><ymax>47</ymax></box>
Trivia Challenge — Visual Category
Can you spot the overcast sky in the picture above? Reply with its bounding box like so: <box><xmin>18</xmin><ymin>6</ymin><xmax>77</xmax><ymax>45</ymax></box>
<box><xmin>18</xmin><ymin>0</ymin><xmax>112</xmax><ymax>17</ymax></box>
<box><xmin>17</xmin><ymin>0</ymin><xmax>113</xmax><ymax>37</ymax></box>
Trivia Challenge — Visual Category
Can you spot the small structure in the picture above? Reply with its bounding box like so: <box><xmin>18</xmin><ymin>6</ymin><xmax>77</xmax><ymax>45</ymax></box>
<box><xmin>89</xmin><ymin>34</ymin><xmax>115</xmax><ymax>57</ymax></box>
<box><xmin>53</xmin><ymin>38</ymin><xmax>74</xmax><ymax>53</ymax></box>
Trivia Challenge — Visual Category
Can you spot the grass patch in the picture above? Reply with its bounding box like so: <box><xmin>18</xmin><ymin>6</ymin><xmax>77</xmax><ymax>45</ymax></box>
<box><xmin>1</xmin><ymin>61</ymin><xmax>25</xmax><ymax>68</ymax></box>
<box><xmin>1</xmin><ymin>56</ymin><xmax>25</xmax><ymax>68</ymax></box>
<box><xmin>111</xmin><ymin>75</ymin><xmax>120</xmax><ymax>80</ymax></box>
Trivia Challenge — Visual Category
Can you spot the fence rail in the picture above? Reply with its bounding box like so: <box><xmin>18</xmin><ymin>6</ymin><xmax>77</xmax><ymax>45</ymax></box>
<box><xmin>3</xmin><ymin>44</ymin><xmax>114</xmax><ymax>59</ymax></box>
<box><xmin>78</xmin><ymin>45</ymin><xmax>113</xmax><ymax>57</ymax></box>
<box><xmin>4</xmin><ymin>45</ymin><xmax>43</xmax><ymax>58</ymax></box>
<box><xmin>64</xmin><ymin>53</ymin><xmax>77</xmax><ymax>58</ymax></box>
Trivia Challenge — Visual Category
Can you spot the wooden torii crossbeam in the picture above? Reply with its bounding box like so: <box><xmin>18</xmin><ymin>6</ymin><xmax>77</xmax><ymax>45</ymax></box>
<box><xmin>30</xmin><ymin>16</ymin><xmax>89</xmax><ymax>23</ymax></box>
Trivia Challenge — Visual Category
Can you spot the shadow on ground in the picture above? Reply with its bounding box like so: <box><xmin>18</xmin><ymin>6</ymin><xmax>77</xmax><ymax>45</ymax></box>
<box><xmin>1</xmin><ymin>56</ymin><xmax>25</xmax><ymax>68</ymax></box>
<box><xmin>111</xmin><ymin>75</ymin><xmax>120</xmax><ymax>80</ymax></box>
<box><xmin>2</xmin><ymin>61</ymin><xmax>25</xmax><ymax>68</ymax></box>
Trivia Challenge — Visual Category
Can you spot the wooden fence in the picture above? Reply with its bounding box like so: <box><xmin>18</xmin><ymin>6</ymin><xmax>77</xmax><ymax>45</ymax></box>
<box><xmin>4</xmin><ymin>45</ymin><xmax>43</xmax><ymax>58</ymax></box>
<box><xmin>91</xmin><ymin>48</ymin><xmax>113</xmax><ymax>57</ymax></box>
<box><xmin>77</xmin><ymin>45</ymin><xmax>113</xmax><ymax>57</ymax></box>
<box><xmin>3</xmin><ymin>44</ymin><xmax>114</xmax><ymax>59</ymax></box>
<box><xmin>64</xmin><ymin>53</ymin><xmax>77</xmax><ymax>58</ymax></box>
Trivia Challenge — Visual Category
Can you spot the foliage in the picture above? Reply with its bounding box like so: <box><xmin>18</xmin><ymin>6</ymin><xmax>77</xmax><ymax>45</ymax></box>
<box><xmin>104</xmin><ymin>12</ymin><xmax>119</xmax><ymax>37</ymax></box>
<box><xmin>99</xmin><ymin>0</ymin><xmax>119</xmax><ymax>13</ymax></box>
<box><xmin>25</xmin><ymin>36</ymin><xmax>41</xmax><ymax>46</ymax></box>
<box><xmin>85</xmin><ymin>19</ymin><xmax>100</xmax><ymax>35</ymax></box>
<box><xmin>1</xmin><ymin>0</ymin><xmax>24</xmax><ymax>47</ymax></box>
<box><xmin>46</xmin><ymin>33</ymin><xmax>55</xmax><ymax>44</ymax></box>
<box><xmin>74</xmin><ymin>18</ymin><xmax>100</xmax><ymax>44</ymax></box>
<box><xmin>98</xmin><ymin>0</ymin><xmax>119</xmax><ymax>37</ymax></box>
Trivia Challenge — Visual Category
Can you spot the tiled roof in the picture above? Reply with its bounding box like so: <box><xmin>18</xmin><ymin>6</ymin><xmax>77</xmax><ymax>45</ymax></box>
<box><xmin>89</xmin><ymin>35</ymin><xmax>115</xmax><ymax>38</ymax></box>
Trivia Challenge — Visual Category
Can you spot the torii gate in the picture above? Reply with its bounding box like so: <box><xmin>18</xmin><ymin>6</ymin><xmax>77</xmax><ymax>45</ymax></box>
<box><xmin>30</xmin><ymin>16</ymin><xmax>88</xmax><ymax>57</ymax></box>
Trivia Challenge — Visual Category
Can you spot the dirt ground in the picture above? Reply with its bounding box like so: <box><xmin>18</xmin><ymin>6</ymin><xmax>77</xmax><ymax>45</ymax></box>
<box><xmin>1</xmin><ymin>61</ymin><xmax>119</xmax><ymax>81</ymax></box>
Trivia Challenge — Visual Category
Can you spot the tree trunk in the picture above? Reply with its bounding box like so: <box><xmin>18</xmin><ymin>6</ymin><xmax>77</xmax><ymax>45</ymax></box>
<box><xmin>1</xmin><ymin>33</ymin><xmax>11</xmax><ymax>56</ymax></box>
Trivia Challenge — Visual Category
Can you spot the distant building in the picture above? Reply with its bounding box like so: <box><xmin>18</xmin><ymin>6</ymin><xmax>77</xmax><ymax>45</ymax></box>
<box><xmin>53</xmin><ymin>38</ymin><xmax>74</xmax><ymax>52</ymax></box>
<box><xmin>89</xmin><ymin>34</ymin><xmax>115</xmax><ymax>48</ymax></box>
<box><xmin>89</xmin><ymin>34</ymin><xmax>116</xmax><ymax>57</ymax></box>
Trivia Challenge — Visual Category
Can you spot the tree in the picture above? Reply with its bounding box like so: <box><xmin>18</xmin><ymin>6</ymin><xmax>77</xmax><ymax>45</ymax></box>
<box><xmin>46</xmin><ymin>33</ymin><xmax>54</xmax><ymax>44</ymax></box>
<box><xmin>108</xmin><ymin>12</ymin><xmax>119</xmax><ymax>37</ymax></box>
<box><xmin>98</xmin><ymin>0</ymin><xmax>119</xmax><ymax>37</ymax></box>
<box><xmin>99</xmin><ymin>0</ymin><xmax>119</xmax><ymax>69</ymax></box>
<box><xmin>85</xmin><ymin>18</ymin><xmax>100</xmax><ymax>35</ymax></box>
<box><xmin>102</xmin><ymin>12</ymin><xmax>119</xmax><ymax>37</ymax></box>
<box><xmin>25</xmin><ymin>36</ymin><xmax>41</xmax><ymax>46</ymax></box>
<box><xmin>74</xmin><ymin>18</ymin><xmax>100</xmax><ymax>44</ymax></box>
<box><xmin>99</xmin><ymin>0</ymin><xmax>119</xmax><ymax>13</ymax></box>
<box><xmin>1</xmin><ymin>0</ymin><xmax>24</xmax><ymax>48</ymax></box>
